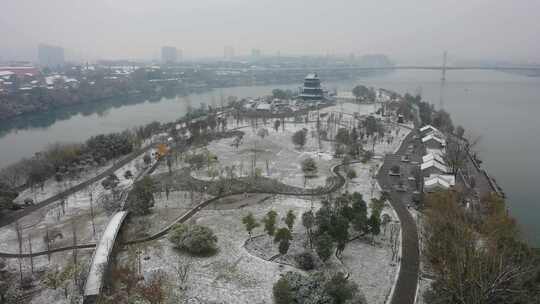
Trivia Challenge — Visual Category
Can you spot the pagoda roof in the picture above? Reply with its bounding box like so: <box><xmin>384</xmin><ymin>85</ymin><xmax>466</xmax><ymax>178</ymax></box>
<box><xmin>305</xmin><ymin>73</ymin><xmax>319</xmax><ymax>80</ymax></box>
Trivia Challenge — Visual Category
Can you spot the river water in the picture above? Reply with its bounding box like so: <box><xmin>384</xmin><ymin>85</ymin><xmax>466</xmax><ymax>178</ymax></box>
<box><xmin>0</xmin><ymin>70</ymin><xmax>539</xmax><ymax>246</ymax></box>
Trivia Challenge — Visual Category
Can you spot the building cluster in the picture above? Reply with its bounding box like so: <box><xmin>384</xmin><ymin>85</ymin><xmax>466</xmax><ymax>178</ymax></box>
<box><xmin>0</xmin><ymin>66</ymin><xmax>42</xmax><ymax>94</ymax></box>
<box><xmin>0</xmin><ymin>63</ymin><xmax>141</xmax><ymax>95</ymax></box>
<box><xmin>241</xmin><ymin>97</ymin><xmax>301</xmax><ymax>114</ymax></box>
<box><xmin>419</xmin><ymin>125</ymin><xmax>455</xmax><ymax>192</ymax></box>
<box><xmin>241</xmin><ymin>73</ymin><xmax>335</xmax><ymax>115</ymax></box>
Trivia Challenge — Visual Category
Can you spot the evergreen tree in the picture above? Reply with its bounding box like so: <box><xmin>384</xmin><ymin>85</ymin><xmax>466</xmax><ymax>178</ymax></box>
<box><xmin>284</xmin><ymin>210</ymin><xmax>296</xmax><ymax>232</ymax></box>
<box><xmin>242</xmin><ymin>212</ymin><xmax>259</xmax><ymax>239</ymax></box>
<box><xmin>273</xmin><ymin>277</ymin><xmax>293</xmax><ymax>304</ymax></box>
<box><xmin>263</xmin><ymin>210</ymin><xmax>278</xmax><ymax>238</ymax></box>
<box><xmin>315</xmin><ymin>232</ymin><xmax>334</xmax><ymax>262</ymax></box>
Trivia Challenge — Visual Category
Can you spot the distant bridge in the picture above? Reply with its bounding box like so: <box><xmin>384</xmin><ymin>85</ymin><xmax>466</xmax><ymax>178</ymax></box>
<box><xmin>212</xmin><ymin>65</ymin><xmax>540</xmax><ymax>72</ymax></box>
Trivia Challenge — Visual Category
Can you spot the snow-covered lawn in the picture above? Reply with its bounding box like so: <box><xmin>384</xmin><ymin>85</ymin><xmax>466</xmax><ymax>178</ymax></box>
<box><xmin>12</xmin><ymin>155</ymin><xmax>127</xmax><ymax>205</ymax></box>
<box><xmin>319</xmin><ymin>102</ymin><xmax>379</xmax><ymax>118</ymax></box>
<box><xmin>128</xmin><ymin>191</ymin><xmax>400</xmax><ymax>304</ymax></box>
<box><xmin>191</xmin><ymin>121</ymin><xmax>340</xmax><ymax>190</ymax></box>
<box><xmin>131</xmin><ymin>195</ymin><xmax>309</xmax><ymax>303</ymax></box>
<box><xmin>0</xmin><ymin>150</ymin><xmax>155</xmax><ymax>255</ymax></box>
<box><xmin>3</xmin><ymin>103</ymin><xmax>416</xmax><ymax>304</ymax></box>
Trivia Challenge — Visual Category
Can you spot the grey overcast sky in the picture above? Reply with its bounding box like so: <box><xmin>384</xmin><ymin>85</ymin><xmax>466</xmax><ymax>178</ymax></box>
<box><xmin>1</xmin><ymin>0</ymin><xmax>539</xmax><ymax>63</ymax></box>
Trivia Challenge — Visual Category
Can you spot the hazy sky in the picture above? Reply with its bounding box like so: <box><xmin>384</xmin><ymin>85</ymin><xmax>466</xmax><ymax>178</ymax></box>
<box><xmin>2</xmin><ymin>0</ymin><xmax>539</xmax><ymax>64</ymax></box>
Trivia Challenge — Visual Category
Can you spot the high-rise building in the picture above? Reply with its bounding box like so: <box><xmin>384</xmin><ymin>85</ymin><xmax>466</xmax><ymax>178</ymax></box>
<box><xmin>161</xmin><ymin>46</ymin><xmax>178</xmax><ymax>64</ymax></box>
<box><xmin>224</xmin><ymin>46</ymin><xmax>235</xmax><ymax>60</ymax></box>
<box><xmin>38</xmin><ymin>44</ymin><xmax>65</xmax><ymax>68</ymax></box>
<box><xmin>251</xmin><ymin>48</ymin><xmax>261</xmax><ymax>58</ymax></box>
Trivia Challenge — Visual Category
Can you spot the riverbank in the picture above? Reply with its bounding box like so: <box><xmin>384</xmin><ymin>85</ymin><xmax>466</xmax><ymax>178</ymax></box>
<box><xmin>0</xmin><ymin>69</ymin><xmax>539</xmax><ymax>246</ymax></box>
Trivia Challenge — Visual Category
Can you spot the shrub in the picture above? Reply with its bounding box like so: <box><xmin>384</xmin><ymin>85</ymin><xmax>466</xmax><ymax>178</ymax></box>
<box><xmin>0</xmin><ymin>182</ymin><xmax>18</xmax><ymax>211</ymax></box>
<box><xmin>361</xmin><ymin>151</ymin><xmax>374</xmax><ymax>163</ymax></box>
<box><xmin>324</xmin><ymin>272</ymin><xmax>359</xmax><ymax>304</ymax></box>
<box><xmin>301</xmin><ymin>158</ymin><xmax>318</xmax><ymax>176</ymax></box>
<box><xmin>273</xmin><ymin>276</ymin><xmax>293</xmax><ymax>304</ymax></box>
<box><xmin>295</xmin><ymin>251</ymin><xmax>315</xmax><ymax>270</ymax></box>
<box><xmin>101</xmin><ymin>174</ymin><xmax>119</xmax><ymax>189</ymax></box>
<box><xmin>346</xmin><ymin>169</ymin><xmax>357</xmax><ymax>179</ymax></box>
<box><xmin>315</xmin><ymin>232</ymin><xmax>334</xmax><ymax>262</ymax></box>
<box><xmin>273</xmin><ymin>271</ymin><xmax>365</xmax><ymax>304</ymax></box>
<box><xmin>292</xmin><ymin>129</ymin><xmax>307</xmax><ymax>149</ymax></box>
<box><xmin>168</xmin><ymin>223</ymin><xmax>218</xmax><ymax>255</ymax></box>
<box><xmin>126</xmin><ymin>176</ymin><xmax>156</xmax><ymax>215</ymax></box>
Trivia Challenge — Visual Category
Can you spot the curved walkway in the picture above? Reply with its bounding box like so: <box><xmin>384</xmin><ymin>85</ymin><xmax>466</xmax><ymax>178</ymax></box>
<box><xmin>126</xmin><ymin>161</ymin><xmax>348</xmax><ymax>244</ymax></box>
<box><xmin>84</xmin><ymin>211</ymin><xmax>128</xmax><ymax>301</ymax></box>
<box><xmin>2</xmin><ymin>115</ymin><xmax>419</xmax><ymax>304</ymax></box>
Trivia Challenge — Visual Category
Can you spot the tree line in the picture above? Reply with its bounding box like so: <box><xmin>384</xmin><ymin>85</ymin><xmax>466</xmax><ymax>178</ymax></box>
<box><xmin>422</xmin><ymin>191</ymin><xmax>540</xmax><ymax>303</ymax></box>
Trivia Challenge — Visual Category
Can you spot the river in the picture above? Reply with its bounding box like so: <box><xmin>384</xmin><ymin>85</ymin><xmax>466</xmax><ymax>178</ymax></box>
<box><xmin>0</xmin><ymin>70</ymin><xmax>539</xmax><ymax>246</ymax></box>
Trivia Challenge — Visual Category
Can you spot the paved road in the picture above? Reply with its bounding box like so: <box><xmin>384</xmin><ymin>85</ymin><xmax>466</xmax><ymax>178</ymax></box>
<box><xmin>377</xmin><ymin>131</ymin><xmax>420</xmax><ymax>304</ymax></box>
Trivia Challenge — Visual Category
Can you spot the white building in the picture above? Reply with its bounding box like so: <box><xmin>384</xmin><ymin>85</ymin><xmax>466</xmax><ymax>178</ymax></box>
<box><xmin>421</xmin><ymin>159</ymin><xmax>451</xmax><ymax>176</ymax></box>
<box><xmin>422</xmin><ymin>133</ymin><xmax>446</xmax><ymax>149</ymax></box>
<box><xmin>424</xmin><ymin>174</ymin><xmax>456</xmax><ymax>192</ymax></box>
<box><xmin>422</xmin><ymin>152</ymin><xmax>446</xmax><ymax>164</ymax></box>
<box><xmin>420</xmin><ymin>125</ymin><xmax>443</xmax><ymax>136</ymax></box>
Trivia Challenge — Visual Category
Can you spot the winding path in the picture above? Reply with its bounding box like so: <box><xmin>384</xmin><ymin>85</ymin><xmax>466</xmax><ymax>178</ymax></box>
<box><xmin>3</xmin><ymin>113</ymin><xmax>420</xmax><ymax>304</ymax></box>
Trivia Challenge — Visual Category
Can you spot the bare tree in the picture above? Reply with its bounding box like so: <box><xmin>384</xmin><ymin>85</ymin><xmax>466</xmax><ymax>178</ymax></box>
<box><xmin>14</xmin><ymin>221</ymin><xmax>23</xmax><ymax>282</ymax></box>
<box><xmin>444</xmin><ymin>135</ymin><xmax>481</xmax><ymax>175</ymax></box>
<box><xmin>423</xmin><ymin>191</ymin><xmax>538</xmax><ymax>303</ymax></box>
<box><xmin>174</xmin><ymin>255</ymin><xmax>193</xmax><ymax>290</ymax></box>
<box><xmin>389</xmin><ymin>224</ymin><xmax>400</xmax><ymax>262</ymax></box>
<box><xmin>45</xmin><ymin>225</ymin><xmax>51</xmax><ymax>262</ymax></box>
<box><xmin>28</xmin><ymin>234</ymin><xmax>34</xmax><ymax>273</ymax></box>
<box><xmin>86</xmin><ymin>183</ymin><xmax>98</xmax><ymax>238</ymax></box>
<box><xmin>71</xmin><ymin>220</ymin><xmax>78</xmax><ymax>266</ymax></box>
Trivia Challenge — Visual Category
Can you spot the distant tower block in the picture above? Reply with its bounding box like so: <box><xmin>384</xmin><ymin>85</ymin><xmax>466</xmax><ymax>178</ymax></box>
<box><xmin>161</xmin><ymin>46</ymin><xmax>178</xmax><ymax>64</ymax></box>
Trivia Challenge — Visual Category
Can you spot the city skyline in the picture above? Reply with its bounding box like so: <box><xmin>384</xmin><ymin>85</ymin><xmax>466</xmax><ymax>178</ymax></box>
<box><xmin>1</xmin><ymin>0</ymin><xmax>540</xmax><ymax>64</ymax></box>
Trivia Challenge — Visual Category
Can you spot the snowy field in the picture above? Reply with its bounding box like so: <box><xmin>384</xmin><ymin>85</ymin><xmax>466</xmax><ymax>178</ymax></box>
<box><xmin>128</xmin><ymin>195</ymin><xmax>310</xmax><ymax>304</ymax></box>
<box><xmin>130</xmin><ymin>102</ymin><xmax>410</xmax><ymax>303</ymax></box>
<box><xmin>319</xmin><ymin>102</ymin><xmax>379</xmax><ymax>118</ymax></box>
<box><xmin>192</xmin><ymin>121</ymin><xmax>340</xmax><ymax>189</ymax></box>
<box><xmin>3</xmin><ymin>102</ymin><xmax>416</xmax><ymax>303</ymax></box>
<box><xmin>13</xmin><ymin>156</ymin><xmax>119</xmax><ymax>205</ymax></box>
<box><xmin>129</xmin><ymin>189</ymin><xmax>401</xmax><ymax>304</ymax></box>
<box><xmin>343</xmin><ymin>161</ymin><xmax>402</xmax><ymax>304</ymax></box>
<box><xmin>0</xmin><ymin>150</ymin><xmax>154</xmax><ymax>254</ymax></box>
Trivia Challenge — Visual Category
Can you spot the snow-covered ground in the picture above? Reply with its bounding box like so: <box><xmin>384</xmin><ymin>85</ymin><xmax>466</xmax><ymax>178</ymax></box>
<box><xmin>124</xmin><ymin>189</ymin><xmax>210</xmax><ymax>238</ymax></box>
<box><xmin>3</xmin><ymin>102</ymin><xmax>416</xmax><ymax>303</ymax></box>
<box><xmin>0</xmin><ymin>149</ymin><xmax>157</xmax><ymax>303</ymax></box>
<box><xmin>130</xmin><ymin>102</ymin><xmax>410</xmax><ymax>303</ymax></box>
<box><xmin>13</xmin><ymin>157</ymin><xmax>118</xmax><ymax>205</ymax></box>
<box><xmin>0</xmin><ymin>150</ymin><xmax>153</xmax><ymax>255</ymax></box>
<box><xmin>129</xmin><ymin>189</ymin><xmax>401</xmax><ymax>304</ymax></box>
<box><xmin>191</xmin><ymin>121</ymin><xmax>340</xmax><ymax>189</ymax></box>
<box><xmin>131</xmin><ymin>195</ymin><xmax>310</xmax><ymax>303</ymax></box>
<box><xmin>319</xmin><ymin>102</ymin><xmax>379</xmax><ymax>118</ymax></box>
<box><xmin>343</xmin><ymin>161</ymin><xmax>402</xmax><ymax>304</ymax></box>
